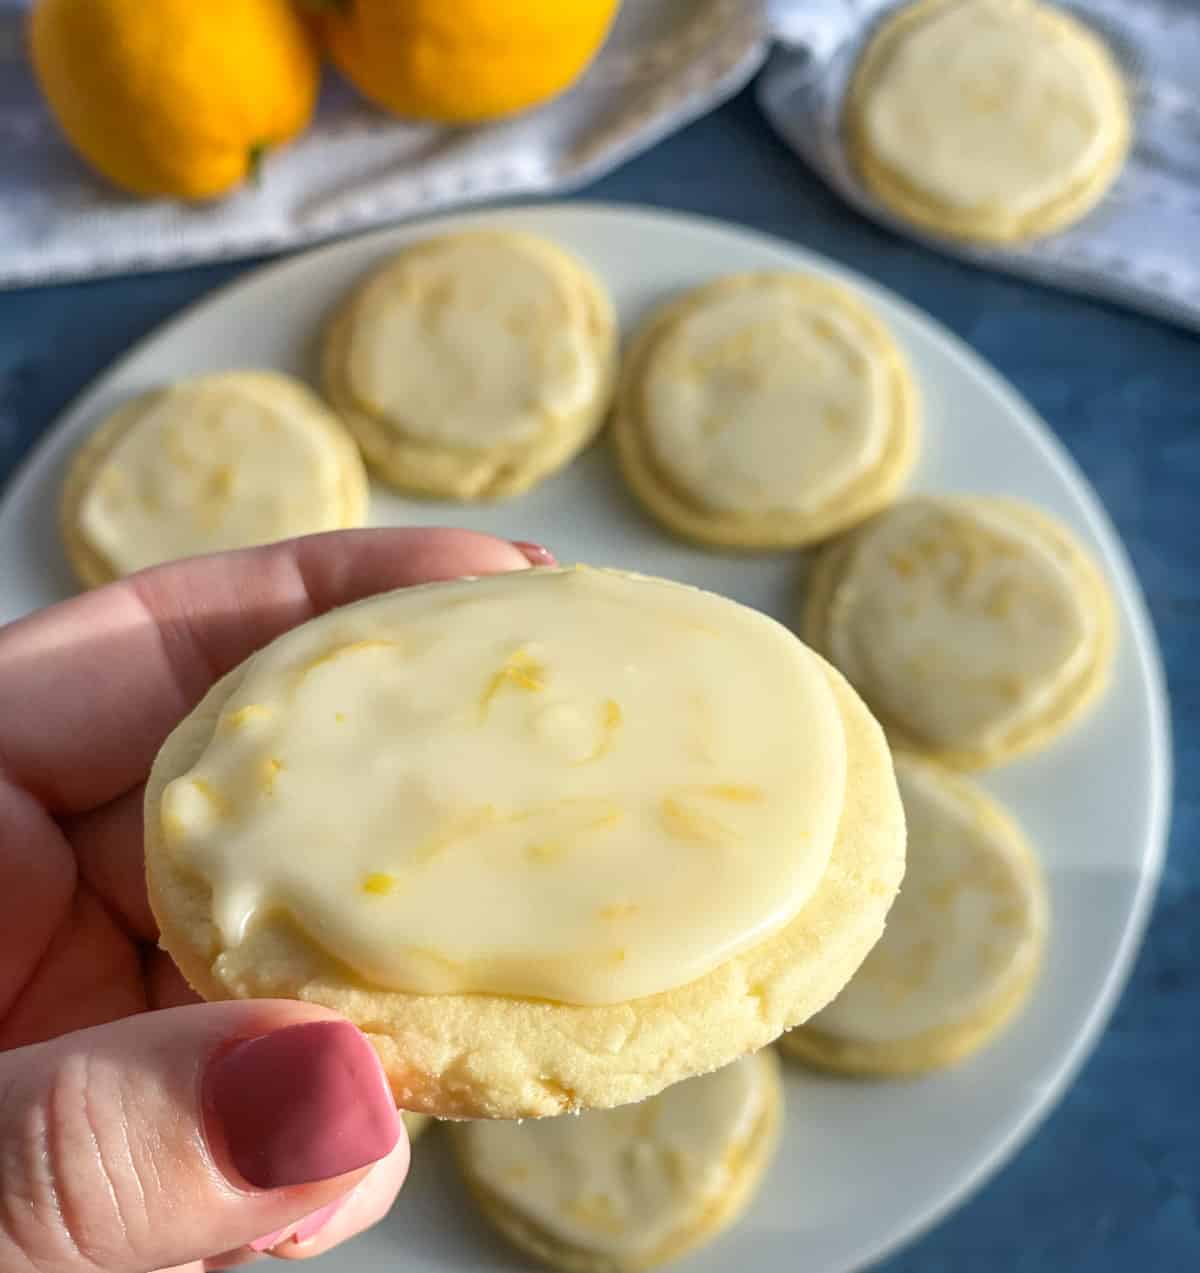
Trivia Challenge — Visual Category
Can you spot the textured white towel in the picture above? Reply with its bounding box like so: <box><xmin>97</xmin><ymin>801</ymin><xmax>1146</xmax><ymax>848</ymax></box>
<box><xmin>0</xmin><ymin>0</ymin><xmax>768</xmax><ymax>287</ymax></box>
<box><xmin>761</xmin><ymin>0</ymin><xmax>1200</xmax><ymax>334</ymax></box>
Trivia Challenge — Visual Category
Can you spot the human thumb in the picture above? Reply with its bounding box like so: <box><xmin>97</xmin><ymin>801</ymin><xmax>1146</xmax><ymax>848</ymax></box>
<box><xmin>0</xmin><ymin>1000</ymin><xmax>405</xmax><ymax>1273</ymax></box>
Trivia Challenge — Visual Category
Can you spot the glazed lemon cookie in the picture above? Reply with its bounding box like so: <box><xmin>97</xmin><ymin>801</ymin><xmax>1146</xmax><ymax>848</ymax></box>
<box><xmin>61</xmin><ymin>371</ymin><xmax>368</xmax><ymax>588</ymax></box>
<box><xmin>453</xmin><ymin>1051</ymin><xmax>782</xmax><ymax>1273</ymax></box>
<box><xmin>146</xmin><ymin>566</ymin><xmax>905</xmax><ymax>1120</ymax></box>
<box><xmin>323</xmin><ymin>231</ymin><xmax>617</xmax><ymax>500</ymax></box>
<box><xmin>782</xmin><ymin>754</ymin><xmax>1047</xmax><ymax>1075</ymax></box>
<box><xmin>612</xmin><ymin>273</ymin><xmax>918</xmax><ymax>549</ymax></box>
<box><xmin>803</xmin><ymin>495</ymin><xmax>1114</xmax><ymax>769</ymax></box>
<box><xmin>847</xmin><ymin>0</ymin><xmax>1130</xmax><ymax>243</ymax></box>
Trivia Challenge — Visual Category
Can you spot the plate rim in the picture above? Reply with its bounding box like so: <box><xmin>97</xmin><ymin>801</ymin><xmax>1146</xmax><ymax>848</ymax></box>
<box><xmin>0</xmin><ymin>200</ymin><xmax>1172</xmax><ymax>1273</ymax></box>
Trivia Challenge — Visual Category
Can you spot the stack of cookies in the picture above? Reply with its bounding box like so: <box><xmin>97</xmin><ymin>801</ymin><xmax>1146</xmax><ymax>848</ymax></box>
<box><xmin>781</xmin><ymin>491</ymin><xmax>1114</xmax><ymax>1078</ymax></box>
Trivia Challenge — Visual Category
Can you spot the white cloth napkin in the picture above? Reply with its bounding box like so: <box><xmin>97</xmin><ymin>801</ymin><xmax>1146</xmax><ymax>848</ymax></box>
<box><xmin>0</xmin><ymin>0</ymin><xmax>768</xmax><ymax>288</ymax></box>
<box><xmin>760</xmin><ymin>0</ymin><xmax>1200</xmax><ymax>334</ymax></box>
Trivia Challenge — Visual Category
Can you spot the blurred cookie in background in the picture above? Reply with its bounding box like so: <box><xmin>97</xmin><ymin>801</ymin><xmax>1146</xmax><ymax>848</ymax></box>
<box><xmin>61</xmin><ymin>370</ymin><xmax>367</xmax><ymax>588</ymax></box>
<box><xmin>782</xmin><ymin>753</ymin><xmax>1048</xmax><ymax>1076</ymax></box>
<box><xmin>802</xmin><ymin>495</ymin><xmax>1115</xmax><ymax>769</ymax></box>
<box><xmin>846</xmin><ymin>0</ymin><xmax>1130</xmax><ymax>243</ymax></box>
<box><xmin>613</xmin><ymin>272</ymin><xmax>918</xmax><ymax>550</ymax></box>
<box><xmin>453</xmin><ymin>1051</ymin><xmax>782</xmax><ymax>1273</ymax></box>
<box><xmin>323</xmin><ymin>230</ymin><xmax>616</xmax><ymax>501</ymax></box>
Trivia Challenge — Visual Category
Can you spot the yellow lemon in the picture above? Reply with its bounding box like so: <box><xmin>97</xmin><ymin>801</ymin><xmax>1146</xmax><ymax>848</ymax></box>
<box><xmin>30</xmin><ymin>0</ymin><xmax>320</xmax><ymax>200</ymax></box>
<box><xmin>310</xmin><ymin>0</ymin><xmax>621</xmax><ymax>124</ymax></box>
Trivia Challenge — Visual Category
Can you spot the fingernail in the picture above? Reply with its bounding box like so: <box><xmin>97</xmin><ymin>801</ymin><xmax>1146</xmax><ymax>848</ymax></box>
<box><xmin>249</xmin><ymin>1223</ymin><xmax>294</xmax><ymax>1253</ymax></box>
<box><xmin>206</xmin><ymin>1020</ymin><xmax>400</xmax><ymax>1190</ymax></box>
<box><xmin>248</xmin><ymin>1191</ymin><xmax>351</xmax><ymax>1252</ymax></box>
<box><xmin>291</xmin><ymin>1192</ymin><xmax>352</xmax><ymax>1245</ymax></box>
<box><xmin>512</xmin><ymin>540</ymin><xmax>557</xmax><ymax>567</ymax></box>
<box><xmin>247</xmin><ymin>1192</ymin><xmax>352</xmax><ymax>1252</ymax></box>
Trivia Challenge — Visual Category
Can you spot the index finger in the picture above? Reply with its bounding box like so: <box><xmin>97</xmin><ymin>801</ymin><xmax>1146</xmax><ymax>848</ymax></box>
<box><xmin>0</xmin><ymin>529</ymin><xmax>535</xmax><ymax>814</ymax></box>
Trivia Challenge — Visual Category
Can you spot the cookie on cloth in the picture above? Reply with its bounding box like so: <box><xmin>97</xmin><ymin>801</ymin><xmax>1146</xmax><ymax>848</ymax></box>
<box><xmin>846</xmin><ymin>0</ymin><xmax>1130</xmax><ymax>243</ymax></box>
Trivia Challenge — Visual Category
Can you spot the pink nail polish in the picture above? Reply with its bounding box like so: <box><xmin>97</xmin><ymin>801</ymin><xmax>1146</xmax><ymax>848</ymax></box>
<box><xmin>291</xmin><ymin>1193</ymin><xmax>352</xmax><ymax>1245</ymax></box>
<box><xmin>205</xmin><ymin>1020</ymin><xmax>400</xmax><ymax>1190</ymax></box>
<box><xmin>512</xmin><ymin>540</ymin><xmax>557</xmax><ymax>567</ymax></box>
<box><xmin>246</xmin><ymin>1192</ymin><xmax>352</xmax><ymax>1252</ymax></box>
<box><xmin>249</xmin><ymin>1223</ymin><xmax>295</xmax><ymax>1253</ymax></box>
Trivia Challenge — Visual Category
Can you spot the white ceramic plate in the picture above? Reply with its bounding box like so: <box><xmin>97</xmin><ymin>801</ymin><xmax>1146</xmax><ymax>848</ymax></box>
<box><xmin>0</xmin><ymin>205</ymin><xmax>1170</xmax><ymax>1273</ymax></box>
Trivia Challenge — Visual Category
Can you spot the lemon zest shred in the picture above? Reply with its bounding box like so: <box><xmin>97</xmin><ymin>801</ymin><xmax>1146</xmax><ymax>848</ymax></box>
<box><xmin>479</xmin><ymin>647</ymin><xmax>546</xmax><ymax>720</ymax></box>
<box><xmin>296</xmin><ymin>639</ymin><xmax>399</xmax><ymax>688</ymax></box>
<box><xmin>362</xmin><ymin>872</ymin><xmax>397</xmax><ymax>896</ymax></box>
<box><xmin>191</xmin><ymin>779</ymin><xmax>231</xmax><ymax>818</ymax></box>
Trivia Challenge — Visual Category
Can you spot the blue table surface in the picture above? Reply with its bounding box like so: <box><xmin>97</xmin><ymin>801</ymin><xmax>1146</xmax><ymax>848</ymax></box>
<box><xmin>1</xmin><ymin>87</ymin><xmax>1196</xmax><ymax>1272</ymax></box>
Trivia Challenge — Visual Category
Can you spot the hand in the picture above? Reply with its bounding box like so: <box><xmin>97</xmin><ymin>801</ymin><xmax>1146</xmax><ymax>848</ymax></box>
<box><xmin>0</xmin><ymin>528</ymin><xmax>543</xmax><ymax>1273</ymax></box>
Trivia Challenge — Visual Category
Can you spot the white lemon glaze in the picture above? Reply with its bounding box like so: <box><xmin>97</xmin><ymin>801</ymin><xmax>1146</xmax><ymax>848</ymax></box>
<box><xmin>641</xmin><ymin>280</ymin><xmax>890</xmax><ymax>516</ymax></box>
<box><xmin>160</xmin><ymin>567</ymin><xmax>847</xmax><ymax>1005</ymax></box>
<box><xmin>344</xmin><ymin>234</ymin><xmax>601</xmax><ymax>450</ymax></box>
<box><xmin>826</xmin><ymin>498</ymin><xmax>1100</xmax><ymax>751</ymax></box>
<box><xmin>79</xmin><ymin>374</ymin><xmax>359</xmax><ymax>575</ymax></box>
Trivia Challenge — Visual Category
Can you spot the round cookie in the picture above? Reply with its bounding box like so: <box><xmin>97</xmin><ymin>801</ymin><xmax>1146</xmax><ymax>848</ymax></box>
<box><xmin>802</xmin><ymin>495</ymin><xmax>1115</xmax><ymax>769</ymax></box>
<box><xmin>453</xmin><ymin>1050</ymin><xmax>782</xmax><ymax>1273</ymax></box>
<box><xmin>781</xmin><ymin>754</ymin><xmax>1047</xmax><ymax>1075</ymax></box>
<box><xmin>612</xmin><ymin>273</ymin><xmax>918</xmax><ymax>550</ymax></box>
<box><xmin>846</xmin><ymin>0</ymin><xmax>1130</xmax><ymax>244</ymax></box>
<box><xmin>61</xmin><ymin>371</ymin><xmax>368</xmax><ymax>588</ymax></box>
<box><xmin>145</xmin><ymin>566</ymin><xmax>905</xmax><ymax>1120</ymax></box>
<box><xmin>322</xmin><ymin>231</ymin><xmax>617</xmax><ymax>501</ymax></box>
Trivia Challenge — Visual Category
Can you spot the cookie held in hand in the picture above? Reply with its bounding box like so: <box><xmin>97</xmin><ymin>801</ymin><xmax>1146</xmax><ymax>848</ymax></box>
<box><xmin>146</xmin><ymin>566</ymin><xmax>905</xmax><ymax>1118</ymax></box>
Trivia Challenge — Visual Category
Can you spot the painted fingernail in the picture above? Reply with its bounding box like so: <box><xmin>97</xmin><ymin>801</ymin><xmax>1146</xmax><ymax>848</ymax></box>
<box><xmin>205</xmin><ymin>1020</ymin><xmax>401</xmax><ymax>1190</ymax></box>
<box><xmin>512</xmin><ymin>540</ymin><xmax>557</xmax><ymax>566</ymax></box>
<box><xmin>249</xmin><ymin>1223</ymin><xmax>295</xmax><ymax>1253</ymax></box>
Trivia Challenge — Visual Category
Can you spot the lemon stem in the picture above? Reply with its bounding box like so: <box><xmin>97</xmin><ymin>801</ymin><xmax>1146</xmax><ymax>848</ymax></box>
<box><xmin>247</xmin><ymin>142</ymin><xmax>269</xmax><ymax>186</ymax></box>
